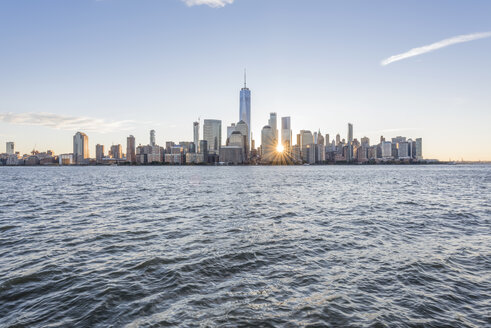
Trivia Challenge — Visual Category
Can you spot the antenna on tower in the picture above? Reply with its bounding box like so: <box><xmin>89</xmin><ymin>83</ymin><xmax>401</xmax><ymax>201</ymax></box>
<box><xmin>244</xmin><ymin>68</ymin><xmax>247</xmax><ymax>88</ymax></box>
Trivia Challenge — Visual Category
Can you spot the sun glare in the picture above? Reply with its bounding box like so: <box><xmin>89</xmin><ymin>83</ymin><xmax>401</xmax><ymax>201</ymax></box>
<box><xmin>276</xmin><ymin>143</ymin><xmax>284</xmax><ymax>153</ymax></box>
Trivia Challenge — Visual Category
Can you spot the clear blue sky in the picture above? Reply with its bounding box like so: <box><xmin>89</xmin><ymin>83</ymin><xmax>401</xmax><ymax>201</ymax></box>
<box><xmin>1</xmin><ymin>0</ymin><xmax>490</xmax><ymax>160</ymax></box>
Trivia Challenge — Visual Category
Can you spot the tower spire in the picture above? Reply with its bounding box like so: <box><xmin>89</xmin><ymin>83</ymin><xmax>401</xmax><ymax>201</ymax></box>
<box><xmin>244</xmin><ymin>68</ymin><xmax>247</xmax><ymax>88</ymax></box>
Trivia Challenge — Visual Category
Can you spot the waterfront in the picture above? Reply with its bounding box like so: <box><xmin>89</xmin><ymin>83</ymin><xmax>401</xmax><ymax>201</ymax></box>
<box><xmin>0</xmin><ymin>165</ymin><xmax>490</xmax><ymax>327</ymax></box>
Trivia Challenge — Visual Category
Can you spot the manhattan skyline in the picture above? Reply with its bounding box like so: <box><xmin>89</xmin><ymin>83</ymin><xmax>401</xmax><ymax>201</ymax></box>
<box><xmin>0</xmin><ymin>0</ymin><xmax>490</xmax><ymax>161</ymax></box>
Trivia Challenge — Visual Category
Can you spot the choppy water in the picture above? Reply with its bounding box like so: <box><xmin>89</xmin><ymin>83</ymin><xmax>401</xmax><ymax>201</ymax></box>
<box><xmin>0</xmin><ymin>165</ymin><xmax>490</xmax><ymax>327</ymax></box>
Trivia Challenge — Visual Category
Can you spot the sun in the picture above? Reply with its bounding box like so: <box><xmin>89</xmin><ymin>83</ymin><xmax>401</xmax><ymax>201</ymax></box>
<box><xmin>276</xmin><ymin>143</ymin><xmax>284</xmax><ymax>153</ymax></box>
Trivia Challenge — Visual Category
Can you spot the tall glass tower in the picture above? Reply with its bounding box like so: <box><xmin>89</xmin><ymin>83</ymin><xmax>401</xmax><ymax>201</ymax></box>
<box><xmin>203</xmin><ymin>119</ymin><xmax>222</xmax><ymax>155</ymax></box>
<box><xmin>239</xmin><ymin>70</ymin><xmax>251</xmax><ymax>150</ymax></box>
<box><xmin>193</xmin><ymin>121</ymin><xmax>200</xmax><ymax>153</ymax></box>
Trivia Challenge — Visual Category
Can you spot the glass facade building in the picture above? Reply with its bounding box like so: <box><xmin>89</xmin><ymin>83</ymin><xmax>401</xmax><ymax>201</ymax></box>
<box><xmin>203</xmin><ymin>119</ymin><xmax>222</xmax><ymax>155</ymax></box>
<box><xmin>239</xmin><ymin>76</ymin><xmax>251</xmax><ymax>150</ymax></box>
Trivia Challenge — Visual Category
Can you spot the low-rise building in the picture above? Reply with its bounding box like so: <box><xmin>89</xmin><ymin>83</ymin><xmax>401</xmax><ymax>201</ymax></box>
<box><xmin>59</xmin><ymin>154</ymin><xmax>74</xmax><ymax>165</ymax></box>
<box><xmin>219</xmin><ymin>146</ymin><xmax>244</xmax><ymax>164</ymax></box>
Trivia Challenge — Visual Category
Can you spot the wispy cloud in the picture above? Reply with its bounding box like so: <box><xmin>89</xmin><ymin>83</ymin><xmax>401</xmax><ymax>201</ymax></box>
<box><xmin>381</xmin><ymin>32</ymin><xmax>491</xmax><ymax>66</ymax></box>
<box><xmin>0</xmin><ymin>112</ymin><xmax>139</xmax><ymax>133</ymax></box>
<box><xmin>182</xmin><ymin>0</ymin><xmax>234</xmax><ymax>8</ymax></box>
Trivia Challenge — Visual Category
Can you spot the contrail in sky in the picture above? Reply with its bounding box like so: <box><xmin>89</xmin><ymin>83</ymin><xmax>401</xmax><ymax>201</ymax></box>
<box><xmin>381</xmin><ymin>31</ymin><xmax>491</xmax><ymax>66</ymax></box>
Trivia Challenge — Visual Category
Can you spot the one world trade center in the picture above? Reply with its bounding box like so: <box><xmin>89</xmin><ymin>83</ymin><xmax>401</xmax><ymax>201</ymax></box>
<box><xmin>239</xmin><ymin>70</ymin><xmax>251</xmax><ymax>150</ymax></box>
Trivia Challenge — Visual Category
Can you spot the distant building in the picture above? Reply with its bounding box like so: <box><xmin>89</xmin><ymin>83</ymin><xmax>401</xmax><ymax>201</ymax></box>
<box><xmin>239</xmin><ymin>71</ymin><xmax>251</xmax><ymax>149</ymax></box>
<box><xmin>281</xmin><ymin>117</ymin><xmax>292</xmax><ymax>153</ymax></box>
<box><xmin>381</xmin><ymin>141</ymin><xmax>392</xmax><ymax>158</ymax></box>
<box><xmin>268</xmin><ymin>112</ymin><xmax>278</xmax><ymax>144</ymax></box>
<box><xmin>415</xmin><ymin>138</ymin><xmax>423</xmax><ymax>159</ymax></box>
<box><xmin>227</xmin><ymin>123</ymin><xmax>236</xmax><ymax>139</ymax></box>
<box><xmin>261</xmin><ymin>125</ymin><xmax>275</xmax><ymax>163</ymax></box>
<box><xmin>348</xmin><ymin>123</ymin><xmax>353</xmax><ymax>144</ymax></box>
<box><xmin>203</xmin><ymin>119</ymin><xmax>222</xmax><ymax>155</ymax></box>
<box><xmin>178</xmin><ymin>142</ymin><xmax>193</xmax><ymax>154</ymax></box>
<box><xmin>347</xmin><ymin>123</ymin><xmax>353</xmax><ymax>161</ymax></box>
<box><xmin>150</xmin><ymin>130</ymin><xmax>156</xmax><ymax>147</ymax></box>
<box><xmin>361</xmin><ymin>137</ymin><xmax>370</xmax><ymax>147</ymax></box>
<box><xmin>315</xmin><ymin>143</ymin><xmax>325</xmax><ymax>163</ymax></box>
<box><xmin>136</xmin><ymin>145</ymin><xmax>162</xmax><ymax>164</ymax></box>
<box><xmin>234</xmin><ymin>120</ymin><xmax>249</xmax><ymax>159</ymax></box>
<box><xmin>198</xmin><ymin>140</ymin><xmax>208</xmax><ymax>162</ymax></box>
<box><xmin>317</xmin><ymin>130</ymin><xmax>324</xmax><ymax>145</ymax></box>
<box><xmin>193</xmin><ymin>121</ymin><xmax>200</xmax><ymax>152</ymax></box>
<box><xmin>96</xmin><ymin>144</ymin><xmax>104</xmax><ymax>163</ymax></box>
<box><xmin>397</xmin><ymin>141</ymin><xmax>410</xmax><ymax>159</ymax></box>
<box><xmin>356</xmin><ymin>145</ymin><xmax>368</xmax><ymax>163</ymax></box>
<box><xmin>368</xmin><ymin>146</ymin><xmax>377</xmax><ymax>160</ymax></box>
<box><xmin>235</xmin><ymin>121</ymin><xmax>248</xmax><ymax>144</ymax></box>
<box><xmin>306</xmin><ymin>144</ymin><xmax>315</xmax><ymax>164</ymax></box>
<box><xmin>292</xmin><ymin>145</ymin><xmax>302</xmax><ymax>163</ymax></box>
<box><xmin>299</xmin><ymin>130</ymin><xmax>313</xmax><ymax>162</ymax></box>
<box><xmin>165</xmin><ymin>141</ymin><xmax>175</xmax><ymax>153</ymax></box>
<box><xmin>165</xmin><ymin>146</ymin><xmax>184</xmax><ymax>164</ymax></box>
<box><xmin>220</xmin><ymin>146</ymin><xmax>244</xmax><ymax>164</ymax></box>
<box><xmin>127</xmin><ymin>135</ymin><xmax>136</xmax><ymax>163</ymax></box>
<box><xmin>391</xmin><ymin>142</ymin><xmax>398</xmax><ymax>159</ymax></box>
<box><xmin>391</xmin><ymin>136</ymin><xmax>406</xmax><ymax>144</ymax></box>
<box><xmin>185</xmin><ymin>152</ymin><xmax>197</xmax><ymax>164</ymax></box>
<box><xmin>228</xmin><ymin>130</ymin><xmax>247</xmax><ymax>161</ymax></box>
<box><xmin>6</xmin><ymin>142</ymin><xmax>14</xmax><ymax>155</ymax></box>
<box><xmin>25</xmin><ymin>156</ymin><xmax>40</xmax><ymax>166</ymax></box>
<box><xmin>111</xmin><ymin>144</ymin><xmax>123</xmax><ymax>159</ymax></box>
<box><xmin>59</xmin><ymin>154</ymin><xmax>74</xmax><ymax>165</ymax></box>
<box><xmin>73</xmin><ymin>132</ymin><xmax>89</xmax><ymax>164</ymax></box>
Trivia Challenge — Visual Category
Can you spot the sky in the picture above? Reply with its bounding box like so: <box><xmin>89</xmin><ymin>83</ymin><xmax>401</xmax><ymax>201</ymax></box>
<box><xmin>0</xmin><ymin>0</ymin><xmax>490</xmax><ymax>160</ymax></box>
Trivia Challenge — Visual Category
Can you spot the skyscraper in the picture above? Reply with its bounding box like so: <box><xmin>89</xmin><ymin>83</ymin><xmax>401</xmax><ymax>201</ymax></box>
<box><xmin>261</xmin><ymin>125</ymin><xmax>274</xmax><ymax>163</ymax></box>
<box><xmin>348</xmin><ymin>123</ymin><xmax>353</xmax><ymax>144</ymax></box>
<box><xmin>268</xmin><ymin>112</ymin><xmax>278</xmax><ymax>144</ymax></box>
<box><xmin>6</xmin><ymin>142</ymin><xmax>14</xmax><ymax>154</ymax></box>
<box><xmin>111</xmin><ymin>144</ymin><xmax>123</xmax><ymax>159</ymax></box>
<box><xmin>193</xmin><ymin>121</ymin><xmax>200</xmax><ymax>152</ymax></box>
<box><xmin>239</xmin><ymin>70</ymin><xmax>251</xmax><ymax>150</ymax></box>
<box><xmin>300</xmin><ymin>130</ymin><xmax>314</xmax><ymax>148</ymax></box>
<box><xmin>226</xmin><ymin>123</ymin><xmax>236</xmax><ymax>139</ymax></box>
<box><xmin>203</xmin><ymin>119</ymin><xmax>222</xmax><ymax>154</ymax></box>
<box><xmin>96</xmin><ymin>144</ymin><xmax>104</xmax><ymax>163</ymax></box>
<box><xmin>127</xmin><ymin>135</ymin><xmax>136</xmax><ymax>163</ymax></box>
<box><xmin>235</xmin><ymin>120</ymin><xmax>248</xmax><ymax>142</ymax></box>
<box><xmin>150</xmin><ymin>130</ymin><xmax>156</xmax><ymax>147</ymax></box>
<box><xmin>281</xmin><ymin>117</ymin><xmax>292</xmax><ymax>153</ymax></box>
<box><xmin>73</xmin><ymin>132</ymin><xmax>89</xmax><ymax>163</ymax></box>
<box><xmin>300</xmin><ymin>130</ymin><xmax>314</xmax><ymax>163</ymax></box>
<box><xmin>347</xmin><ymin>123</ymin><xmax>353</xmax><ymax>161</ymax></box>
<box><xmin>415</xmin><ymin>138</ymin><xmax>423</xmax><ymax>159</ymax></box>
<box><xmin>317</xmin><ymin>130</ymin><xmax>324</xmax><ymax>145</ymax></box>
<box><xmin>235</xmin><ymin>120</ymin><xmax>249</xmax><ymax>159</ymax></box>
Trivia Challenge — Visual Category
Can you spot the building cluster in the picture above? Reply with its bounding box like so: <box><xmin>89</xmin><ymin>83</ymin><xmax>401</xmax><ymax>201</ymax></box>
<box><xmin>0</xmin><ymin>141</ymin><xmax>58</xmax><ymax>166</ymax></box>
<box><xmin>1</xmin><ymin>74</ymin><xmax>426</xmax><ymax>166</ymax></box>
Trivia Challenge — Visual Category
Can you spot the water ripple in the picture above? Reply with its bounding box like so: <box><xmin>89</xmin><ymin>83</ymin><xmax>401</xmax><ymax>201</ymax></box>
<box><xmin>0</xmin><ymin>165</ymin><xmax>490</xmax><ymax>327</ymax></box>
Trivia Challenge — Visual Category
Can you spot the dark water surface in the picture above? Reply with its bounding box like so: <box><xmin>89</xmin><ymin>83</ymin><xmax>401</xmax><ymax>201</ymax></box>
<box><xmin>1</xmin><ymin>165</ymin><xmax>490</xmax><ymax>327</ymax></box>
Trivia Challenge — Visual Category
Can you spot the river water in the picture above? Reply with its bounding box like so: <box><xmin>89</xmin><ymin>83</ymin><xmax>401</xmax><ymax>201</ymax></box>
<box><xmin>0</xmin><ymin>165</ymin><xmax>490</xmax><ymax>327</ymax></box>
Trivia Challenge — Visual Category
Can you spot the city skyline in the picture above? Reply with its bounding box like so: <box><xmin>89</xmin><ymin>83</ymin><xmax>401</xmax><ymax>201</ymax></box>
<box><xmin>0</xmin><ymin>73</ymin><xmax>482</xmax><ymax>162</ymax></box>
<box><xmin>0</xmin><ymin>0</ymin><xmax>490</xmax><ymax>160</ymax></box>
